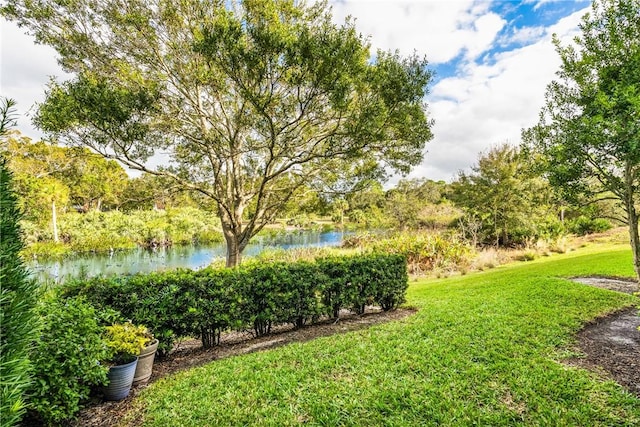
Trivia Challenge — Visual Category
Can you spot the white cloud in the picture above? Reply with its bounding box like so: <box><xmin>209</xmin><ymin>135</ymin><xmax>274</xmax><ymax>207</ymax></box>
<box><xmin>407</xmin><ymin>7</ymin><xmax>588</xmax><ymax>181</ymax></box>
<box><xmin>331</xmin><ymin>1</ymin><xmax>505</xmax><ymax>64</ymax></box>
<box><xmin>500</xmin><ymin>25</ymin><xmax>546</xmax><ymax>45</ymax></box>
<box><xmin>527</xmin><ymin>0</ymin><xmax>564</xmax><ymax>12</ymax></box>
<box><xmin>1</xmin><ymin>20</ymin><xmax>70</xmax><ymax>139</ymax></box>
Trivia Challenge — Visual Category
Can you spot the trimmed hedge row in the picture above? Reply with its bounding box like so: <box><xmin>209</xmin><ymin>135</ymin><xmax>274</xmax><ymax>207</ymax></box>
<box><xmin>62</xmin><ymin>253</ymin><xmax>408</xmax><ymax>355</ymax></box>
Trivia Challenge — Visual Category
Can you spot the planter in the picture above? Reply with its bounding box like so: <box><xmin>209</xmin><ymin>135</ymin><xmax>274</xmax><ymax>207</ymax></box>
<box><xmin>133</xmin><ymin>338</ymin><xmax>159</xmax><ymax>385</ymax></box>
<box><xmin>103</xmin><ymin>357</ymin><xmax>138</xmax><ymax>401</ymax></box>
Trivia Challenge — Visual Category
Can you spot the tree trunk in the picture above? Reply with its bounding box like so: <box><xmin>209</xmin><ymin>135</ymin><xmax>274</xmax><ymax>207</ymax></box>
<box><xmin>629</xmin><ymin>212</ymin><xmax>640</xmax><ymax>282</ymax></box>
<box><xmin>624</xmin><ymin>193</ymin><xmax>640</xmax><ymax>282</ymax></box>
<box><xmin>624</xmin><ymin>164</ymin><xmax>640</xmax><ymax>282</ymax></box>
<box><xmin>222</xmin><ymin>227</ymin><xmax>251</xmax><ymax>268</ymax></box>
<box><xmin>224</xmin><ymin>231</ymin><xmax>242</xmax><ymax>267</ymax></box>
<box><xmin>51</xmin><ymin>200</ymin><xmax>59</xmax><ymax>243</ymax></box>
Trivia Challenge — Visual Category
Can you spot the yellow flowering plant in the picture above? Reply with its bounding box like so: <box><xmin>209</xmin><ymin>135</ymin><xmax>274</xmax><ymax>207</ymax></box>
<box><xmin>103</xmin><ymin>322</ymin><xmax>150</xmax><ymax>365</ymax></box>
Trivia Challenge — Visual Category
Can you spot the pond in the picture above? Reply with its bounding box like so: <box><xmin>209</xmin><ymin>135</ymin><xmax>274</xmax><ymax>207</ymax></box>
<box><xmin>27</xmin><ymin>230</ymin><xmax>351</xmax><ymax>284</ymax></box>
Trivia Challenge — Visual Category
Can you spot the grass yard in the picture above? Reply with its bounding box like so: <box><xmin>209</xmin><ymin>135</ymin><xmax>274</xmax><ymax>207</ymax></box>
<box><xmin>125</xmin><ymin>244</ymin><xmax>639</xmax><ymax>426</ymax></box>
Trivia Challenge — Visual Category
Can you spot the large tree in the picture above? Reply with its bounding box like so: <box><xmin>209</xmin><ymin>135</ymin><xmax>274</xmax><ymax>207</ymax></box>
<box><xmin>2</xmin><ymin>0</ymin><xmax>433</xmax><ymax>266</ymax></box>
<box><xmin>523</xmin><ymin>0</ymin><xmax>640</xmax><ymax>280</ymax></box>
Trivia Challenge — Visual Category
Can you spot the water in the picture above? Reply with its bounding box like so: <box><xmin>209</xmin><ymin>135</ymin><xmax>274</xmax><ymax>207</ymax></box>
<box><xmin>27</xmin><ymin>230</ymin><xmax>349</xmax><ymax>284</ymax></box>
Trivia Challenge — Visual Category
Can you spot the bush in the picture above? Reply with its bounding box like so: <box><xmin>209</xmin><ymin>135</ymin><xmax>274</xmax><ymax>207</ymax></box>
<box><xmin>318</xmin><ymin>254</ymin><xmax>408</xmax><ymax>316</ymax></box>
<box><xmin>63</xmin><ymin>272</ymin><xmax>184</xmax><ymax>357</ymax></box>
<box><xmin>280</xmin><ymin>261</ymin><xmax>325</xmax><ymax>328</ymax></box>
<box><xmin>178</xmin><ymin>268</ymin><xmax>241</xmax><ymax>347</ymax></box>
<box><xmin>0</xmin><ymin>159</ymin><xmax>40</xmax><ymax>427</ymax></box>
<box><xmin>567</xmin><ymin>216</ymin><xmax>612</xmax><ymax>236</ymax></box>
<box><xmin>104</xmin><ymin>322</ymin><xmax>149</xmax><ymax>364</ymax></box>
<box><xmin>61</xmin><ymin>254</ymin><xmax>408</xmax><ymax>352</ymax></box>
<box><xmin>238</xmin><ymin>262</ymin><xmax>291</xmax><ymax>336</ymax></box>
<box><xmin>26</xmin><ymin>295</ymin><xmax>110</xmax><ymax>426</ymax></box>
<box><xmin>371</xmin><ymin>254</ymin><xmax>409</xmax><ymax>311</ymax></box>
<box><xmin>26</xmin><ymin>207</ymin><xmax>224</xmax><ymax>256</ymax></box>
<box><xmin>368</xmin><ymin>232</ymin><xmax>472</xmax><ymax>275</ymax></box>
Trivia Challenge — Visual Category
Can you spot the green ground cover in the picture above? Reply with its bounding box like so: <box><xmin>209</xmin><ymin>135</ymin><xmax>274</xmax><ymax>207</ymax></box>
<box><xmin>126</xmin><ymin>245</ymin><xmax>639</xmax><ymax>426</ymax></box>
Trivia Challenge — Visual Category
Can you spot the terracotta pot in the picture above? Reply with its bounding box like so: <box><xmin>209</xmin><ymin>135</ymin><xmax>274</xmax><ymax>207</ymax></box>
<box><xmin>104</xmin><ymin>357</ymin><xmax>138</xmax><ymax>401</ymax></box>
<box><xmin>133</xmin><ymin>338</ymin><xmax>159</xmax><ymax>385</ymax></box>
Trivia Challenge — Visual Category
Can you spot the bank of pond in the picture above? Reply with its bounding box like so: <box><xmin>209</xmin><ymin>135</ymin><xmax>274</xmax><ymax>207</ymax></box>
<box><xmin>27</xmin><ymin>230</ymin><xmax>351</xmax><ymax>283</ymax></box>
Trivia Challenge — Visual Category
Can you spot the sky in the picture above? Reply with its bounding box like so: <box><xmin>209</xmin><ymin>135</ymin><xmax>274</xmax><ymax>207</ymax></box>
<box><xmin>0</xmin><ymin>0</ymin><xmax>592</xmax><ymax>182</ymax></box>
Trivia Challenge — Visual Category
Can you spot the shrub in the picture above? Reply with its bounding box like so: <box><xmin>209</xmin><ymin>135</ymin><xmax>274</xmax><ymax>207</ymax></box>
<box><xmin>317</xmin><ymin>256</ymin><xmax>360</xmax><ymax>318</ymax></box>
<box><xmin>238</xmin><ymin>262</ymin><xmax>290</xmax><ymax>336</ymax></box>
<box><xmin>104</xmin><ymin>322</ymin><xmax>149</xmax><ymax>364</ymax></box>
<box><xmin>26</xmin><ymin>295</ymin><xmax>110</xmax><ymax>426</ymax></box>
<box><xmin>0</xmin><ymin>158</ymin><xmax>40</xmax><ymax>427</ymax></box>
<box><xmin>63</xmin><ymin>273</ymin><xmax>183</xmax><ymax>357</ymax></box>
<box><xmin>60</xmin><ymin>254</ymin><xmax>409</xmax><ymax>352</ymax></box>
<box><xmin>123</xmin><ymin>271</ymin><xmax>185</xmax><ymax>356</ymax></box>
<box><xmin>280</xmin><ymin>261</ymin><xmax>325</xmax><ymax>328</ymax></box>
<box><xmin>567</xmin><ymin>216</ymin><xmax>612</xmax><ymax>236</ymax></box>
<box><xmin>369</xmin><ymin>232</ymin><xmax>472</xmax><ymax>275</ymax></box>
<box><xmin>316</xmin><ymin>254</ymin><xmax>407</xmax><ymax>316</ymax></box>
<box><xmin>178</xmin><ymin>268</ymin><xmax>241</xmax><ymax>347</ymax></box>
<box><xmin>20</xmin><ymin>241</ymin><xmax>71</xmax><ymax>260</ymax></box>
<box><xmin>371</xmin><ymin>254</ymin><xmax>409</xmax><ymax>311</ymax></box>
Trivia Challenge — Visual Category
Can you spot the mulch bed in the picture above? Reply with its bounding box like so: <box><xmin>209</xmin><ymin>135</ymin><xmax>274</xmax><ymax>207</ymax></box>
<box><xmin>569</xmin><ymin>307</ymin><xmax>640</xmax><ymax>397</ymax></box>
<box><xmin>71</xmin><ymin>308</ymin><xmax>416</xmax><ymax>427</ymax></box>
<box><xmin>568</xmin><ymin>277</ymin><xmax>640</xmax><ymax>398</ymax></box>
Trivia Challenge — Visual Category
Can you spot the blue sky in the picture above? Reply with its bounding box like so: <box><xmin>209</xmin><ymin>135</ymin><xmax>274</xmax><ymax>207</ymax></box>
<box><xmin>0</xmin><ymin>0</ymin><xmax>592</xmax><ymax>181</ymax></box>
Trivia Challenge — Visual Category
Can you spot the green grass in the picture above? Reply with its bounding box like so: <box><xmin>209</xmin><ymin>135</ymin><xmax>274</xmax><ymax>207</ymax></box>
<box><xmin>127</xmin><ymin>244</ymin><xmax>639</xmax><ymax>426</ymax></box>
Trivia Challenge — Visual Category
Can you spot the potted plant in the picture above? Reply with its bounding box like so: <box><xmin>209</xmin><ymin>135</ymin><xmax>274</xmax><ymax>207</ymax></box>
<box><xmin>132</xmin><ymin>326</ymin><xmax>159</xmax><ymax>385</ymax></box>
<box><xmin>102</xmin><ymin>322</ymin><xmax>148</xmax><ymax>401</ymax></box>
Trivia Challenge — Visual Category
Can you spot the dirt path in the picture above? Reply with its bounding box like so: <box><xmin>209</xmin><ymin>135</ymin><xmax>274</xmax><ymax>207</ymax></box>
<box><xmin>572</xmin><ymin>276</ymin><xmax>639</xmax><ymax>295</ymax></box>
<box><xmin>570</xmin><ymin>277</ymin><xmax>639</xmax><ymax>397</ymax></box>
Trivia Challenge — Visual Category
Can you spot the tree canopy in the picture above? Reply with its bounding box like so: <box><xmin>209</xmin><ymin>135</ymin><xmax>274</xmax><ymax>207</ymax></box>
<box><xmin>523</xmin><ymin>0</ymin><xmax>640</xmax><ymax>279</ymax></box>
<box><xmin>2</xmin><ymin>0</ymin><xmax>434</xmax><ymax>266</ymax></box>
<box><xmin>451</xmin><ymin>144</ymin><xmax>558</xmax><ymax>247</ymax></box>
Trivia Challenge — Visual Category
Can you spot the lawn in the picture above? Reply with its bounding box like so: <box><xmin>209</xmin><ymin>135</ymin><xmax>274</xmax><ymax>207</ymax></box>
<box><xmin>125</xmin><ymin>244</ymin><xmax>639</xmax><ymax>426</ymax></box>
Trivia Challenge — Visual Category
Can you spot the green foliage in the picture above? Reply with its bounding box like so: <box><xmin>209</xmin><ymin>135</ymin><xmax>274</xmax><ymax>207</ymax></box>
<box><xmin>0</xmin><ymin>97</ymin><xmax>17</xmax><ymax>134</ymax></box>
<box><xmin>61</xmin><ymin>254</ymin><xmax>409</xmax><ymax>349</ymax></box>
<box><xmin>237</xmin><ymin>262</ymin><xmax>292</xmax><ymax>336</ymax></box>
<box><xmin>19</xmin><ymin>207</ymin><xmax>223</xmax><ymax>258</ymax></box>
<box><xmin>345</xmin><ymin>231</ymin><xmax>473</xmax><ymax>275</ymax></box>
<box><xmin>523</xmin><ymin>0</ymin><xmax>640</xmax><ymax>278</ymax></box>
<box><xmin>26</xmin><ymin>295</ymin><xmax>110</xmax><ymax>426</ymax></box>
<box><xmin>20</xmin><ymin>241</ymin><xmax>71</xmax><ymax>260</ymax></box>
<box><xmin>0</xmin><ymin>156</ymin><xmax>40</xmax><ymax>427</ymax></box>
<box><xmin>104</xmin><ymin>322</ymin><xmax>150</xmax><ymax>364</ymax></box>
<box><xmin>177</xmin><ymin>268</ymin><xmax>241</xmax><ymax>348</ymax></box>
<box><xmin>382</xmin><ymin>178</ymin><xmax>452</xmax><ymax>229</ymax></box>
<box><xmin>451</xmin><ymin>144</ymin><xmax>561</xmax><ymax>247</ymax></box>
<box><xmin>318</xmin><ymin>254</ymin><xmax>408</xmax><ymax>316</ymax></box>
<box><xmin>280</xmin><ymin>261</ymin><xmax>325</xmax><ymax>328</ymax></box>
<box><xmin>567</xmin><ymin>216</ymin><xmax>613</xmax><ymax>236</ymax></box>
<box><xmin>63</xmin><ymin>272</ymin><xmax>183</xmax><ymax>357</ymax></box>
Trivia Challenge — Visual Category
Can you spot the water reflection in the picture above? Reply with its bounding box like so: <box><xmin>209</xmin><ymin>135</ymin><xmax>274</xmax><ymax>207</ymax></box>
<box><xmin>28</xmin><ymin>230</ymin><xmax>348</xmax><ymax>284</ymax></box>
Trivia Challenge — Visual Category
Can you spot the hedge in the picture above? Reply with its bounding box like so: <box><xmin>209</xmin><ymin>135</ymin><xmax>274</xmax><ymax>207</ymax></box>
<box><xmin>62</xmin><ymin>253</ymin><xmax>408</xmax><ymax>351</ymax></box>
